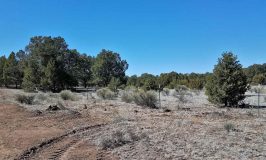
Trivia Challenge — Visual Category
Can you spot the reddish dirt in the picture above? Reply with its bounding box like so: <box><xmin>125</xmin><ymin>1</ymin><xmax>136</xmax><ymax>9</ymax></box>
<box><xmin>0</xmin><ymin>104</ymin><xmax>116</xmax><ymax>160</ymax></box>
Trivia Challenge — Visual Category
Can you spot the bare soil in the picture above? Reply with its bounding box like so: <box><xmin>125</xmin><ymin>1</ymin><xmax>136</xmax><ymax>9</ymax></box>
<box><xmin>0</xmin><ymin>89</ymin><xmax>265</xmax><ymax>160</ymax></box>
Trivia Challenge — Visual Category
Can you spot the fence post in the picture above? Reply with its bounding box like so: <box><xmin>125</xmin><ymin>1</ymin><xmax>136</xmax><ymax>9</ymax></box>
<box><xmin>159</xmin><ymin>84</ymin><xmax>161</xmax><ymax>108</ymax></box>
<box><xmin>258</xmin><ymin>90</ymin><xmax>260</xmax><ymax>117</ymax></box>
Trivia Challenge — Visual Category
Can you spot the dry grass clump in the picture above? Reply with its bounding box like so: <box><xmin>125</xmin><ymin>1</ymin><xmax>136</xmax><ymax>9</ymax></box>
<box><xmin>36</xmin><ymin>93</ymin><xmax>48</xmax><ymax>101</ymax></box>
<box><xmin>173</xmin><ymin>85</ymin><xmax>192</xmax><ymax>104</ymax></box>
<box><xmin>97</xmin><ymin>88</ymin><xmax>116</xmax><ymax>100</ymax></box>
<box><xmin>121</xmin><ymin>91</ymin><xmax>134</xmax><ymax>103</ymax></box>
<box><xmin>60</xmin><ymin>90</ymin><xmax>76</xmax><ymax>101</ymax></box>
<box><xmin>224</xmin><ymin>123</ymin><xmax>235</xmax><ymax>133</ymax></box>
<box><xmin>16</xmin><ymin>94</ymin><xmax>35</xmax><ymax>105</ymax></box>
<box><xmin>133</xmin><ymin>90</ymin><xmax>158</xmax><ymax>108</ymax></box>
<box><xmin>100</xmin><ymin>129</ymin><xmax>142</xmax><ymax>150</ymax></box>
<box><xmin>121</xmin><ymin>87</ymin><xmax>137</xmax><ymax>103</ymax></box>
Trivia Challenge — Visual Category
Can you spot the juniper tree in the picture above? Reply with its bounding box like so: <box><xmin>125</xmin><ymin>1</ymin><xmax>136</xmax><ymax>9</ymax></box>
<box><xmin>206</xmin><ymin>52</ymin><xmax>248</xmax><ymax>107</ymax></box>
<box><xmin>0</xmin><ymin>56</ymin><xmax>7</xmax><ymax>86</ymax></box>
<box><xmin>92</xmin><ymin>49</ymin><xmax>128</xmax><ymax>87</ymax></box>
<box><xmin>3</xmin><ymin>52</ymin><xmax>20</xmax><ymax>88</ymax></box>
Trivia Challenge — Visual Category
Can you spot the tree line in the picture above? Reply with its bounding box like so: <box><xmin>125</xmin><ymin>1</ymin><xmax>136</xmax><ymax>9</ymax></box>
<box><xmin>0</xmin><ymin>36</ymin><xmax>128</xmax><ymax>92</ymax></box>
<box><xmin>0</xmin><ymin>36</ymin><xmax>266</xmax><ymax>93</ymax></box>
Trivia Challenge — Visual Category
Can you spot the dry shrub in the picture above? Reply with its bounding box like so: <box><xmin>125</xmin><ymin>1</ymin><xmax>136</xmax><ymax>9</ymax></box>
<box><xmin>162</xmin><ymin>88</ymin><xmax>170</xmax><ymax>96</ymax></box>
<box><xmin>36</xmin><ymin>93</ymin><xmax>48</xmax><ymax>101</ymax></box>
<box><xmin>173</xmin><ymin>85</ymin><xmax>192</xmax><ymax>104</ymax></box>
<box><xmin>16</xmin><ymin>94</ymin><xmax>35</xmax><ymax>105</ymax></box>
<box><xmin>224</xmin><ymin>123</ymin><xmax>235</xmax><ymax>133</ymax></box>
<box><xmin>60</xmin><ymin>90</ymin><xmax>76</xmax><ymax>101</ymax></box>
<box><xmin>97</xmin><ymin>88</ymin><xmax>116</xmax><ymax>100</ymax></box>
<box><xmin>100</xmin><ymin>129</ymin><xmax>143</xmax><ymax>149</ymax></box>
<box><xmin>121</xmin><ymin>89</ymin><xmax>135</xmax><ymax>103</ymax></box>
<box><xmin>133</xmin><ymin>90</ymin><xmax>158</xmax><ymax>108</ymax></box>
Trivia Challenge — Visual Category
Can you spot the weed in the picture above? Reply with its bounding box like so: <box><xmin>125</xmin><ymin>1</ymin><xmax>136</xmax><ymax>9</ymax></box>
<box><xmin>60</xmin><ymin>90</ymin><xmax>76</xmax><ymax>101</ymax></box>
<box><xmin>224</xmin><ymin>123</ymin><xmax>235</xmax><ymax>133</ymax></box>
<box><xmin>16</xmin><ymin>94</ymin><xmax>35</xmax><ymax>105</ymax></box>
<box><xmin>162</xmin><ymin>88</ymin><xmax>170</xmax><ymax>96</ymax></box>
<box><xmin>133</xmin><ymin>90</ymin><xmax>158</xmax><ymax>108</ymax></box>
<box><xmin>97</xmin><ymin>88</ymin><xmax>116</xmax><ymax>100</ymax></box>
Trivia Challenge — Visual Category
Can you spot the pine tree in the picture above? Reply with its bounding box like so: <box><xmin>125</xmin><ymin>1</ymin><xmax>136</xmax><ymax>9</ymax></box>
<box><xmin>206</xmin><ymin>52</ymin><xmax>249</xmax><ymax>107</ymax></box>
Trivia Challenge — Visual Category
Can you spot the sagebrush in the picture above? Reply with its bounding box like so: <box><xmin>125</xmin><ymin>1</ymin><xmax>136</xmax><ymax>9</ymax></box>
<box><xmin>60</xmin><ymin>90</ymin><xmax>76</xmax><ymax>101</ymax></box>
<box><xmin>16</xmin><ymin>94</ymin><xmax>35</xmax><ymax>105</ymax></box>
<box><xmin>132</xmin><ymin>90</ymin><xmax>158</xmax><ymax>108</ymax></box>
<box><xmin>97</xmin><ymin>88</ymin><xmax>116</xmax><ymax>100</ymax></box>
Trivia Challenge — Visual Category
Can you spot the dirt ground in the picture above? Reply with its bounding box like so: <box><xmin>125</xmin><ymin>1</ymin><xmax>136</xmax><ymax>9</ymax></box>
<box><xmin>0</xmin><ymin>89</ymin><xmax>265</xmax><ymax>160</ymax></box>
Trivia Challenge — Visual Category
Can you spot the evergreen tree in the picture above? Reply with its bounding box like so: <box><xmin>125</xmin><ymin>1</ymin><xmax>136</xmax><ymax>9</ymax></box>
<box><xmin>22</xmin><ymin>57</ymin><xmax>41</xmax><ymax>92</ymax></box>
<box><xmin>74</xmin><ymin>53</ymin><xmax>94</xmax><ymax>88</ymax></box>
<box><xmin>206</xmin><ymin>52</ymin><xmax>248</xmax><ymax>107</ymax></box>
<box><xmin>3</xmin><ymin>52</ymin><xmax>19</xmax><ymax>87</ymax></box>
<box><xmin>0</xmin><ymin>56</ymin><xmax>7</xmax><ymax>86</ymax></box>
<box><xmin>41</xmin><ymin>60</ymin><xmax>56</xmax><ymax>91</ymax></box>
<box><xmin>93</xmin><ymin>49</ymin><xmax>128</xmax><ymax>86</ymax></box>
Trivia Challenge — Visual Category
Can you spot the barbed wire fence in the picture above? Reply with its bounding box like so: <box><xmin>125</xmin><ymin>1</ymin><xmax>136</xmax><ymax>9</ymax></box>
<box><xmin>246</xmin><ymin>85</ymin><xmax>266</xmax><ymax>117</ymax></box>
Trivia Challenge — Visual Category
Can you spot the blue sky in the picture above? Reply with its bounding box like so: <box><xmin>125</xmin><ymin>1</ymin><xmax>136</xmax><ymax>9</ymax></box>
<box><xmin>1</xmin><ymin>0</ymin><xmax>266</xmax><ymax>75</ymax></box>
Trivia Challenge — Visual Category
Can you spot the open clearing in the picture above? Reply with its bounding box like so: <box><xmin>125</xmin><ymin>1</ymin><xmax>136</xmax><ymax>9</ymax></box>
<box><xmin>0</xmin><ymin>89</ymin><xmax>265</xmax><ymax>160</ymax></box>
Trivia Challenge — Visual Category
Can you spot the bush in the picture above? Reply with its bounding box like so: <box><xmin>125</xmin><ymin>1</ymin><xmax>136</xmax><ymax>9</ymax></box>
<box><xmin>36</xmin><ymin>93</ymin><xmax>47</xmax><ymax>101</ymax></box>
<box><xmin>60</xmin><ymin>90</ymin><xmax>75</xmax><ymax>101</ymax></box>
<box><xmin>192</xmin><ymin>89</ymin><xmax>201</xmax><ymax>96</ymax></box>
<box><xmin>175</xmin><ymin>85</ymin><xmax>189</xmax><ymax>93</ymax></box>
<box><xmin>173</xmin><ymin>85</ymin><xmax>191</xmax><ymax>104</ymax></box>
<box><xmin>224</xmin><ymin>123</ymin><xmax>235</xmax><ymax>133</ymax></box>
<box><xmin>162</xmin><ymin>88</ymin><xmax>170</xmax><ymax>96</ymax></box>
<box><xmin>188</xmin><ymin>79</ymin><xmax>204</xmax><ymax>90</ymax></box>
<box><xmin>16</xmin><ymin>94</ymin><xmax>35</xmax><ymax>105</ymax></box>
<box><xmin>97</xmin><ymin>88</ymin><xmax>116</xmax><ymax>100</ymax></box>
<box><xmin>100</xmin><ymin>129</ymin><xmax>141</xmax><ymax>149</ymax></box>
<box><xmin>108</xmin><ymin>77</ymin><xmax>121</xmax><ymax>92</ymax></box>
<box><xmin>133</xmin><ymin>90</ymin><xmax>158</xmax><ymax>108</ymax></box>
<box><xmin>121</xmin><ymin>91</ymin><xmax>134</xmax><ymax>103</ymax></box>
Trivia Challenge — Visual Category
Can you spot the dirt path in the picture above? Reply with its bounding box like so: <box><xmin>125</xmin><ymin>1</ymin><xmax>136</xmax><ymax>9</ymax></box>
<box><xmin>0</xmin><ymin>104</ymin><xmax>117</xmax><ymax>160</ymax></box>
<box><xmin>16</xmin><ymin>124</ymin><xmax>108</xmax><ymax>160</ymax></box>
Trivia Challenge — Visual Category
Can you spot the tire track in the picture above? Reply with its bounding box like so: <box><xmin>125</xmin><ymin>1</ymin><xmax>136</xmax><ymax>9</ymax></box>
<box><xmin>15</xmin><ymin>123</ymin><xmax>107</xmax><ymax>160</ymax></box>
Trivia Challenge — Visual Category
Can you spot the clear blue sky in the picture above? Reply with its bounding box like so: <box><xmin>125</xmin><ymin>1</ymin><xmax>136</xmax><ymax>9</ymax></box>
<box><xmin>1</xmin><ymin>0</ymin><xmax>266</xmax><ymax>76</ymax></box>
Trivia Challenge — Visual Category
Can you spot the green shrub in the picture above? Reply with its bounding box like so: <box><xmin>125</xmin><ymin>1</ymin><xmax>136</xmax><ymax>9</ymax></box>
<box><xmin>133</xmin><ymin>90</ymin><xmax>158</xmax><ymax>108</ymax></box>
<box><xmin>16</xmin><ymin>94</ymin><xmax>35</xmax><ymax>105</ymax></box>
<box><xmin>224</xmin><ymin>123</ymin><xmax>235</xmax><ymax>133</ymax></box>
<box><xmin>108</xmin><ymin>77</ymin><xmax>121</xmax><ymax>92</ymax></box>
<box><xmin>188</xmin><ymin>79</ymin><xmax>204</xmax><ymax>90</ymax></box>
<box><xmin>60</xmin><ymin>90</ymin><xmax>75</xmax><ymax>101</ymax></box>
<box><xmin>97</xmin><ymin>88</ymin><xmax>116</xmax><ymax>100</ymax></box>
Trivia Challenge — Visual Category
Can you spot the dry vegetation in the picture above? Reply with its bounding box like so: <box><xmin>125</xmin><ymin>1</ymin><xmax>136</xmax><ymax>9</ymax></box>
<box><xmin>0</xmin><ymin>88</ymin><xmax>265</xmax><ymax>159</ymax></box>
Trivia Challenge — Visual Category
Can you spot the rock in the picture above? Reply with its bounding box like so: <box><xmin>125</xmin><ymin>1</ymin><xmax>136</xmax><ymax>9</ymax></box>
<box><xmin>32</xmin><ymin>110</ymin><xmax>42</xmax><ymax>116</ymax></box>
<box><xmin>46</xmin><ymin>105</ymin><xmax>61</xmax><ymax>111</ymax></box>
<box><xmin>84</xmin><ymin>104</ymin><xmax>88</xmax><ymax>109</ymax></box>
